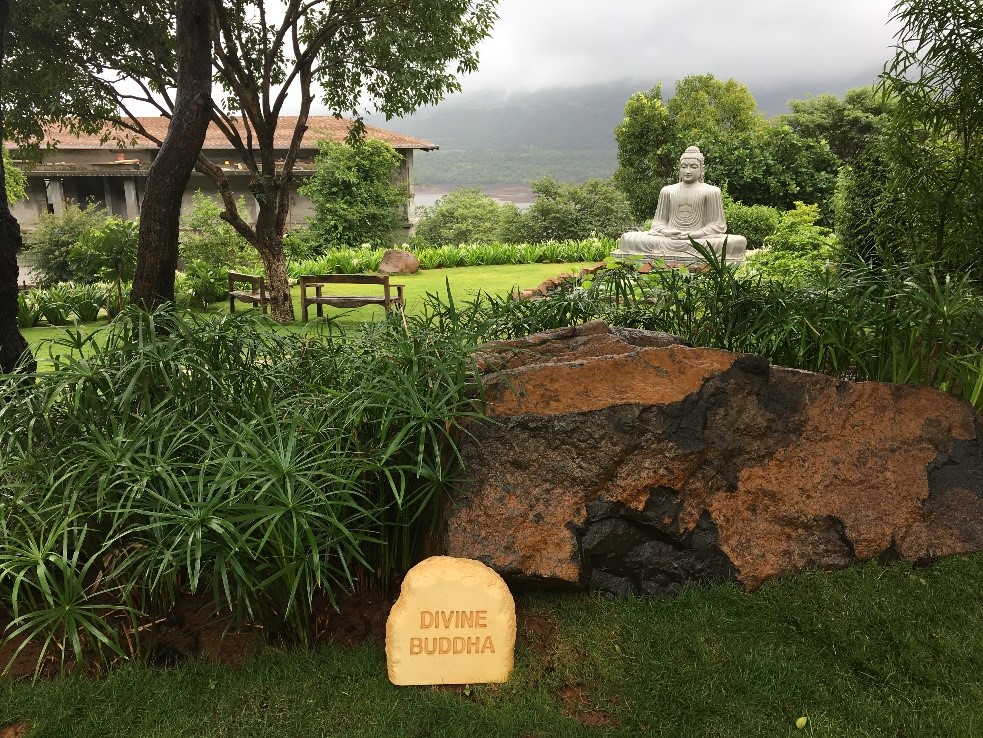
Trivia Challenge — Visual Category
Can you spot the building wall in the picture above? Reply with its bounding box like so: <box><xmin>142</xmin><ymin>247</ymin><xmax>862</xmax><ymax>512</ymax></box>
<box><xmin>13</xmin><ymin>147</ymin><xmax>418</xmax><ymax>243</ymax></box>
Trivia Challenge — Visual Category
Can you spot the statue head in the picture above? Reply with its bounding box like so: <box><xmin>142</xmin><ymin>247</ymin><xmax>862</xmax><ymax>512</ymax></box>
<box><xmin>678</xmin><ymin>146</ymin><xmax>705</xmax><ymax>184</ymax></box>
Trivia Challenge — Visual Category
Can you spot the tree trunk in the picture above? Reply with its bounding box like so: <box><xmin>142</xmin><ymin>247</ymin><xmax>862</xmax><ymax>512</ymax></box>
<box><xmin>256</xmin><ymin>225</ymin><xmax>293</xmax><ymax>323</ymax></box>
<box><xmin>130</xmin><ymin>0</ymin><xmax>212</xmax><ymax>309</ymax></box>
<box><xmin>0</xmin><ymin>0</ymin><xmax>35</xmax><ymax>375</ymax></box>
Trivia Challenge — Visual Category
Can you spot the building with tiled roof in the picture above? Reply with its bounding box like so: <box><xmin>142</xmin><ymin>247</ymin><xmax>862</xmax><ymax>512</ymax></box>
<box><xmin>6</xmin><ymin>116</ymin><xmax>437</xmax><ymax>237</ymax></box>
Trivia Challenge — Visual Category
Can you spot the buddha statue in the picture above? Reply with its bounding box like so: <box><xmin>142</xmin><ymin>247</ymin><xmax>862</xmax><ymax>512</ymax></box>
<box><xmin>612</xmin><ymin>146</ymin><xmax>747</xmax><ymax>264</ymax></box>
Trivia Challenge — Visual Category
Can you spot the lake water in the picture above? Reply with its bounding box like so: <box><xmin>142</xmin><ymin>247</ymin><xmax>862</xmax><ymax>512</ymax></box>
<box><xmin>414</xmin><ymin>184</ymin><xmax>534</xmax><ymax>215</ymax></box>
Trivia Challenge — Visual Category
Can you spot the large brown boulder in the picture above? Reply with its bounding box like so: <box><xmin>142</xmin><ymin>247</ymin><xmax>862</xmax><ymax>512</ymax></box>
<box><xmin>446</xmin><ymin>321</ymin><xmax>983</xmax><ymax>595</ymax></box>
<box><xmin>378</xmin><ymin>249</ymin><xmax>420</xmax><ymax>275</ymax></box>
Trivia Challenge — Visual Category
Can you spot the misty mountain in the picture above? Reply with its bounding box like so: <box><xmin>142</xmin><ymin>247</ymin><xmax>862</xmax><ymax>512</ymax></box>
<box><xmin>368</xmin><ymin>82</ymin><xmax>638</xmax><ymax>151</ymax></box>
<box><xmin>366</xmin><ymin>76</ymin><xmax>878</xmax><ymax>151</ymax></box>
<box><xmin>364</xmin><ymin>75</ymin><xmax>878</xmax><ymax>183</ymax></box>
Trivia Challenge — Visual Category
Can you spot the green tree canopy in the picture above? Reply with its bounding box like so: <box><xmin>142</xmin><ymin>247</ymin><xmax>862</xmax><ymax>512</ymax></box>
<box><xmin>613</xmin><ymin>85</ymin><xmax>676</xmax><ymax>221</ymax></box>
<box><xmin>667</xmin><ymin>74</ymin><xmax>763</xmax><ymax>143</ymax></box>
<box><xmin>700</xmin><ymin>125</ymin><xmax>840</xmax><ymax>213</ymax></box>
<box><xmin>111</xmin><ymin>0</ymin><xmax>500</xmax><ymax>321</ymax></box>
<box><xmin>300</xmin><ymin>139</ymin><xmax>407</xmax><ymax>250</ymax></box>
<box><xmin>614</xmin><ymin>75</ymin><xmax>835</xmax><ymax>219</ymax></box>
<box><xmin>2</xmin><ymin>0</ymin><xmax>168</xmax><ymax>150</ymax></box>
<box><xmin>2</xmin><ymin>0</ymin><xmax>167</xmax><ymax>372</ymax></box>
<box><xmin>780</xmin><ymin>86</ymin><xmax>895</xmax><ymax>164</ymax></box>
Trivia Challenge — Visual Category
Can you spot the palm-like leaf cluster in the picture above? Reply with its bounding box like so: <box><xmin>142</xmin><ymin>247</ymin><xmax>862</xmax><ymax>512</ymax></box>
<box><xmin>0</xmin><ymin>307</ymin><xmax>480</xmax><ymax>674</ymax></box>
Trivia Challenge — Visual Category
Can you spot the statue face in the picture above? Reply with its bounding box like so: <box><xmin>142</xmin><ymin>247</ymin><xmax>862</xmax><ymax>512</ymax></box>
<box><xmin>679</xmin><ymin>157</ymin><xmax>703</xmax><ymax>184</ymax></box>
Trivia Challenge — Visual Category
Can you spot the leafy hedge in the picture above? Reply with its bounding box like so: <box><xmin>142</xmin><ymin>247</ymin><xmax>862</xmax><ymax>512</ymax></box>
<box><xmin>286</xmin><ymin>238</ymin><xmax>612</xmax><ymax>278</ymax></box>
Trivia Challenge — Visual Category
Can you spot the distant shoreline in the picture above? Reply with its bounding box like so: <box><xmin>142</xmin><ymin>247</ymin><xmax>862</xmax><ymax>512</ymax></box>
<box><xmin>415</xmin><ymin>183</ymin><xmax>534</xmax><ymax>205</ymax></box>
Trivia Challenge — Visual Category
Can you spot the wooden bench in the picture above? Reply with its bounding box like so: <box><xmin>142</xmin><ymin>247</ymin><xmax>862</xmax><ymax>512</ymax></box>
<box><xmin>228</xmin><ymin>271</ymin><xmax>268</xmax><ymax>314</ymax></box>
<box><xmin>300</xmin><ymin>274</ymin><xmax>405</xmax><ymax>321</ymax></box>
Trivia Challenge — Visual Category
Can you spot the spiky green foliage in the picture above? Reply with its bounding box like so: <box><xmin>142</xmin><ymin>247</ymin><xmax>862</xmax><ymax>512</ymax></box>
<box><xmin>416</xmin><ymin>247</ymin><xmax>983</xmax><ymax>411</ymax></box>
<box><xmin>0</xmin><ymin>307</ymin><xmax>481</xmax><ymax>672</ymax></box>
<box><xmin>877</xmin><ymin>0</ymin><xmax>983</xmax><ymax>281</ymax></box>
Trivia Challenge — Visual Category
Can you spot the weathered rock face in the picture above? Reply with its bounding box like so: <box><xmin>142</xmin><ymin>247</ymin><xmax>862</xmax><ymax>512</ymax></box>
<box><xmin>445</xmin><ymin>321</ymin><xmax>983</xmax><ymax>596</ymax></box>
<box><xmin>378</xmin><ymin>249</ymin><xmax>420</xmax><ymax>275</ymax></box>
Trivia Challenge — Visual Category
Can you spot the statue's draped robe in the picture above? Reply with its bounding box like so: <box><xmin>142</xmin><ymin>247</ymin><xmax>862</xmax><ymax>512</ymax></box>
<box><xmin>617</xmin><ymin>182</ymin><xmax>746</xmax><ymax>259</ymax></box>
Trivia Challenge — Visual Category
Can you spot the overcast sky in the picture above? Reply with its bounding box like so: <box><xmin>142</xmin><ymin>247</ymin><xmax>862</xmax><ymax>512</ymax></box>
<box><xmin>446</xmin><ymin>0</ymin><xmax>901</xmax><ymax>99</ymax></box>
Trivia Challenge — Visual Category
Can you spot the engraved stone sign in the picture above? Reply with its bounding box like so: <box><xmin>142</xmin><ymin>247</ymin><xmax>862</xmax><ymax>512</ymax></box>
<box><xmin>386</xmin><ymin>556</ymin><xmax>516</xmax><ymax>686</ymax></box>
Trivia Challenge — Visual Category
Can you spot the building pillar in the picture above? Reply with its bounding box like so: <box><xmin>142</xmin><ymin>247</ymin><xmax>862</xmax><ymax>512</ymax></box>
<box><xmin>102</xmin><ymin>177</ymin><xmax>114</xmax><ymax>216</ymax></box>
<box><xmin>45</xmin><ymin>179</ymin><xmax>66</xmax><ymax>215</ymax></box>
<box><xmin>123</xmin><ymin>177</ymin><xmax>140</xmax><ymax>220</ymax></box>
<box><xmin>403</xmin><ymin>150</ymin><xmax>417</xmax><ymax>234</ymax></box>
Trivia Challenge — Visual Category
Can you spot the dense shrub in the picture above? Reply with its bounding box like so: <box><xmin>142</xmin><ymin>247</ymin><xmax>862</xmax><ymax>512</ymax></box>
<box><xmin>412</xmin><ymin>187</ymin><xmax>522</xmax><ymax>246</ymax></box>
<box><xmin>517</xmin><ymin>177</ymin><xmax>636</xmax><ymax>242</ymax></box>
<box><xmin>68</xmin><ymin>216</ymin><xmax>138</xmax><ymax>310</ymax></box>
<box><xmin>739</xmin><ymin>203</ymin><xmax>841</xmax><ymax>284</ymax></box>
<box><xmin>300</xmin><ymin>139</ymin><xmax>406</xmax><ymax>250</ymax></box>
<box><xmin>723</xmin><ymin>199</ymin><xmax>780</xmax><ymax>250</ymax></box>
<box><xmin>282</xmin><ymin>227</ymin><xmax>317</xmax><ymax>262</ymax></box>
<box><xmin>175</xmin><ymin>261</ymin><xmax>229</xmax><ymax>309</ymax></box>
<box><xmin>3</xmin><ymin>149</ymin><xmax>26</xmax><ymax>204</ymax></box>
<box><xmin>16</xmin><ymin>291</ymin><xmax>41</xmax><ymax>328</ymax></box>
<box><xmin>26</xmin><ymin>203</ymin><xmax>108</xmax><ymax>285</ymax></box>
<box><xmin>179</xmin><ymin>191</ymin><xmax>259</xmax><ymax>271</ymax></box>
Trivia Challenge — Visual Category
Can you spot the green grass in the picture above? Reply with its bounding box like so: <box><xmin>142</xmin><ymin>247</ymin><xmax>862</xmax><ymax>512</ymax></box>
<box><xmin>1</xmin><ymin>554</ymin><xmax>981</xmax><ymax>737</ymax></box>
<box><xmin>20</xmin><ymin>263</ymin><xmax>594</xmax><ymax>365</ymax></box>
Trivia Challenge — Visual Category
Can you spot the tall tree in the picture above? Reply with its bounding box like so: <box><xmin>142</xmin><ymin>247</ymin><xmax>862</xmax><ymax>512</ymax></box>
<box><xmin>0</xmin><ymin>0</ymin><xmax>28</xmax><ymax>374</ymax></box>
<box><xmin>130</xmin><ymin>0</ymin><xmax>213</xmax><ymax>309</ymax></box>
<box><xmin>120</xmin><ymin>0</ymin><xmax>499</xmax><ymax>322</ymax></box>
<box><xmin>781</xmin><ymin>86</ymin><xmax>895</xmax><ymax>165</ymax></box>
<box><xmin>0</xmin><ymin>0</ymin><xmax>169</xmax><ymax>373</ymax></box>
<box><xmin>615</xmin><ymin>76</ymin><xmax>769</xmax><ymax>220</ymax></box>
<box><xmin>698</xmin><ymin>125</ymin><xmax>839</xmax><ymax>213</ymax></box>
<box><xmin>613</xmin><ymin>85</ymin><xmax>676</xmax><ymax>221</ymax></box>
<box><xmin>879</xmin><ymin>0</ymin><xmax>983</xmax><ymax>276</ymax></box>
<box><xmin>300</xmin><ymin>139</ymin><xmax>406</xmax><ymax>251</ymax></box>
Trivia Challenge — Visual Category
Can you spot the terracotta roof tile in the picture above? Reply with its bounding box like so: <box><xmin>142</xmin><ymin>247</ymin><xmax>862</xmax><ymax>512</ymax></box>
<box><xmin>8</xmin><ymin>115</ymin><xmax>436</xmax><ymax>151</ymax></box>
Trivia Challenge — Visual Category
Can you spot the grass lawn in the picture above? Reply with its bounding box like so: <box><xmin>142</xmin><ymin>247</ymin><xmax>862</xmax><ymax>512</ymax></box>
<box><xmin>1</xmin><ymin>554</ymin><xmax>981</xmax><ymax>737</ymax></box>
<box><xmin>20</xmin><ymin>262</ymin><xmax>594</xmax><ymax>367</ymax></box>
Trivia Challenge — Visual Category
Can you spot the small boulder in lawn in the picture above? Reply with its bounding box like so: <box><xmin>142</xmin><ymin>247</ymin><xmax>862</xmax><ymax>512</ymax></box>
<box><xmin>378</xmin><ymin>249</ymin><xmax>420</xmax><ymax>275</ymax></box>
